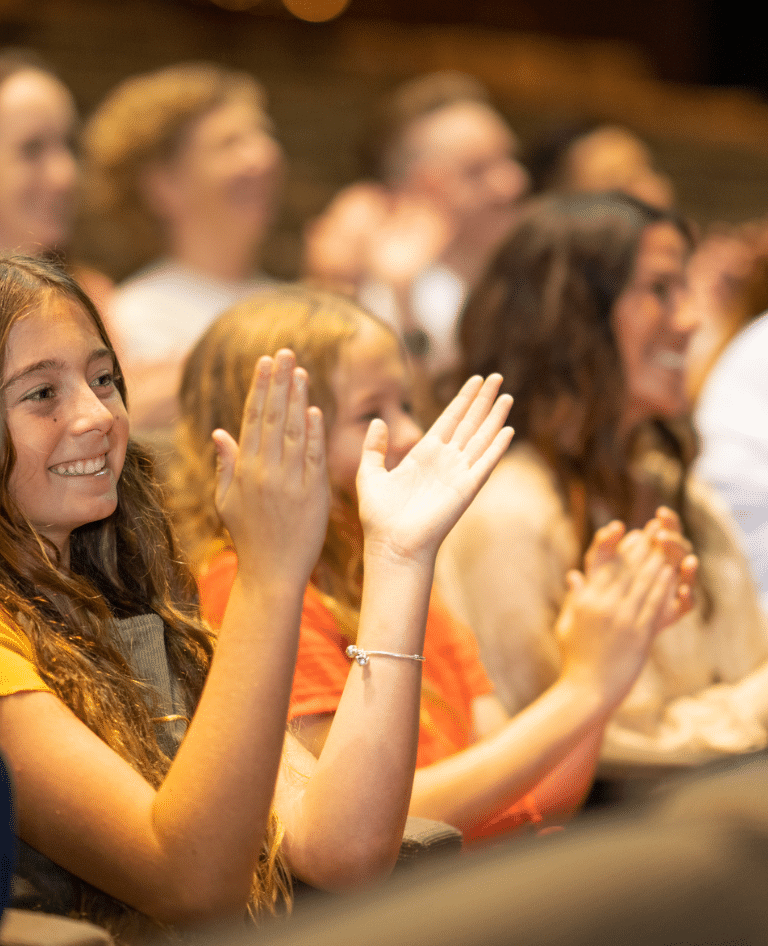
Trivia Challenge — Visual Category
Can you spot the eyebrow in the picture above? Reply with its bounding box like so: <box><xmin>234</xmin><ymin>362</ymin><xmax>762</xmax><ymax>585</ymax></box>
<box><xmin>2</xmin><ymin>348</ymin><xmax>113</xmax><ymax>391</ymax></box>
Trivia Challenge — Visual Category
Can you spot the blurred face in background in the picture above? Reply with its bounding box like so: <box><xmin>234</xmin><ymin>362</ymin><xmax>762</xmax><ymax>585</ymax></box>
<box><xmin>147</xmin><ymin>94</ymin><xmax>285</xmax><ymax>254</ymax></box>
<box><xmin>408</xmin><ymin>101</ymin><xmax>529</xmax><ymax>253</ymax></box>
<box><xmin>612</xmin><ymin>221</ymin><xmax>695</xmax><ymax>430</ymax></box>
<box><xmin>563</xmin><ymin>126</ymin><xmax>674</xmax><ymax>210</ymax></box>
<box><xmin>0</xmin><ymin>69</ymin><xmax>79</xmax><ymax>255</ymax></box>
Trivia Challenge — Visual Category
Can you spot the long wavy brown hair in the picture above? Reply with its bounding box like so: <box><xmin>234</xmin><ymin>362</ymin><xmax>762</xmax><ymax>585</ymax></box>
<box><xmin>457</xmin><ymin>191</ymin><xmax>698</xmax><ymax>553</ymax></box>
<box><xmin>0</xmin><ymin>256</ymin><xmax>288</xmax><ymax>939</ymax></box>
<box><xmin>171</xmin><ymin>285</ymin><xmax>398</xmax><ymax>639</ymax></box>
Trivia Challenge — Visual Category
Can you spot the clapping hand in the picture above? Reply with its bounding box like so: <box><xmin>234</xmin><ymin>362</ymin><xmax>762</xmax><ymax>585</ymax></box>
<box><xmin>356</xmin><ymin>374</ymin><xmax>514</xmax><ymax>566</ymax></box>
<box><xmin>212</xmin><ymin>349</ymin><xmax>330</xmax><ymax>588</ymax></box>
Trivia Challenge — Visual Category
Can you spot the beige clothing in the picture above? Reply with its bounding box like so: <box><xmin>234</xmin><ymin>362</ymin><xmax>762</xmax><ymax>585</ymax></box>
<box><xmin>436</xmin><ymin>442</ymin><xmax>768</xmax><ymax>766</ymax></box>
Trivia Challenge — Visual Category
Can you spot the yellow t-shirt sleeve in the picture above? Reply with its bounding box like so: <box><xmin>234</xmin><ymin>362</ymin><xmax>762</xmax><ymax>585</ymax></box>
<box><xmin>0</xmin><ymin>616</ymin><xmax>52</xmax><ymax>697</ymax></box>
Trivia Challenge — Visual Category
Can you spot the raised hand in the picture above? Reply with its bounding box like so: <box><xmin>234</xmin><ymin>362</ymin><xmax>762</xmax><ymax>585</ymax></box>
<box><xmin>212</xmin><ymin>349</ymin><xmax>330</xmax><ymax>586</ymax></box>
<box><xmin>556</xmin><ymin>525</ymin><xmax>680</xmax><ymax>707</ymax></box>
<box><xmin>356</xmin><ymin>374</ymin><xmax>513</xmax><ymax>565</ymax></box>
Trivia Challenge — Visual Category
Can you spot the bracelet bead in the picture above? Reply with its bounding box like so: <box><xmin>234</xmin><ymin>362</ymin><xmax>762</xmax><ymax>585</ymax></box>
<box><xmin>345</xmin><ymin>644</ymin><xmax>425</xmax><ymax>666</ymax></box>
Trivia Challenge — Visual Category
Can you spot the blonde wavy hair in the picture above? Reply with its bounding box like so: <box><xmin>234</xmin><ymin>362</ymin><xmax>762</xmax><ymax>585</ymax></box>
<box><xmin>0</xmin><ymin>256</ymin><xmax>289</xmax><ymax>940</ymax></box>
<box><xmin>171</xmin><ymin>285</ymin><xmax>400</xmax><ymax>638</ymax></box>
<box><xmin>78</xmin><ymin>62</ymin><xmax>269</xmax><ymax>282</ymax></box>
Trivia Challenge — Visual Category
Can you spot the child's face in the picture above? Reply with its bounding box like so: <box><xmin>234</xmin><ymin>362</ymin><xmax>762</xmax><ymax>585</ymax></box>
<box><xmin>326</xmin><ymin>318</ymin><xmax>422</xmax><ymax>498</ymax></box>
<box><xmin>2</xmin><ymin>296</ymin><xmax>129</xmax><ymax>559</ymax></box>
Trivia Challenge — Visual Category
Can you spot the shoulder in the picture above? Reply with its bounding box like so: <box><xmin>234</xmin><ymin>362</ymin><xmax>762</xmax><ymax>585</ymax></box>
<box><xmin>0</xmin><ymin>613</ymin><xmax>52</xmax><ymax>698</ymax></box>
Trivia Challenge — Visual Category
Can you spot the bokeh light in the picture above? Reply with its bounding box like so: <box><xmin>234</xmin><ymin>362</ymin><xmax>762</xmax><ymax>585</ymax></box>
<box><xmin>281</xmin><ymin>0</ymin><xmax>350</xmax><ymax>23</ymax></box>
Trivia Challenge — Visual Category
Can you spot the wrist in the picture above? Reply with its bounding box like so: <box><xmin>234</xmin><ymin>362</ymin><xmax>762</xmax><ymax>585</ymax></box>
<box><xmin>363</xmin><ymin>535</ymin><xmax>438</xmax><ymax>573</ymax></box>
<box><xmin>554</xmin><ymin>669</ymin><xmax>619</xmax><ymax>721</ymax></box>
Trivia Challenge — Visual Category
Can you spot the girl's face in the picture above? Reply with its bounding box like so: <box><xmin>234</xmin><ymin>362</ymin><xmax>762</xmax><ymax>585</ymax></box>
<box><xmin>326</xmin><ymin>318</ymin><xmax>423</xmax><ymax>498</ymax></box>
<box><xmin>611</xmin><ymin>221</ymin><xmax>696</xmax><ymax>429</ymax></box>
<box><xmin>0</xmin><ymin>70</ymin><xmax>79</xmax><ymax>254</ymax></box>
<box><xmin>2</xmin><ymin>296</ymin><xmax>129</xmax><ymax>562</ymax></box>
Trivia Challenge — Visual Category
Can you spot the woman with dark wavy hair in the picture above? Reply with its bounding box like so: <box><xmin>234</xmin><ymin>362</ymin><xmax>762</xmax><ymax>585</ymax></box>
<box><xmin>0</xmin><ymin>255</ymin><xmax>516</xmax><ymax>941</ymax></box>
<box><xmin>437</xmin><ymin>192</ymin><xmax>768</xmax><ymax>770</ymax></box>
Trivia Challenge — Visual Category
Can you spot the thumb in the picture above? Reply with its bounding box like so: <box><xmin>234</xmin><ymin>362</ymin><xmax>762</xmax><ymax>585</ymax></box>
<box><xmin>212</xmin><ymin>428</ymin><xmax>238</xmax><ymax>507</ymax></box>
<box><xmin>357</xmin><ymin>418</ymin><xmax>389</xmax><ymax>478</ymax></box>
<box><xmin>565</xmin><ymin>569</ymin><xmax>585</xmax><ymax>594</ymax></box>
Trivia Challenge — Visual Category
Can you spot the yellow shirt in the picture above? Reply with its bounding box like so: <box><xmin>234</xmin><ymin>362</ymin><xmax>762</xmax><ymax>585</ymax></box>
<box><xmin>0</xmin><ymin>615</ymin><xmax>52</xmax><ymax>697</ymax></box>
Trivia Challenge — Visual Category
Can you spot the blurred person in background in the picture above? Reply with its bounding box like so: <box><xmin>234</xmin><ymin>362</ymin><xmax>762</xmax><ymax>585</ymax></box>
<box><xmin>304</xmin><ymin>72</ymin><xmax>529</xmax><ymax>417</ymax></box>
<box><xmin>0</xmin><ymin>48</ymin><xmax>112</xmax><ymax>312</ymax></box>
<box><xmin>524</xmin><ymin>119</ymin><xmax>674</xmax><ymax>210</ymax></box>
<box><xmin>79</xmin><ymin>62</ymin><xmax>284</xmax><ymax>440</ymax></box>
<box><xmin>437</xmin><ymin>192</ymin><xmax>768</xmax><ymax>784</ymax></box>
<box><xmin>688</xmin><ymin>220</ymin><xmax>768</xmax><ymax>612</ymax></box>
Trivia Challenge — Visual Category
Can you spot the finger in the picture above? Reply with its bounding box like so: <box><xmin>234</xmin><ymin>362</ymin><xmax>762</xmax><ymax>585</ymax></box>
<box><xmin>304</xmin><ymin>406</ymin><xmax>327</xmax><ymax>484</ymax></box>
<box><xmin>450</xmin><ymin>374</ymin><xmax>505</xmax><ymax>451</ymax></box>
<box><xmin>356</xmin><ymin>418</ymin><xmax>389</xmax><ymax>487</ymax></box>
<box><xmin>212</xmin><ymin>428</ymin><xmax>239</xmax><ymax>508</ymax></box>
<box><xmin>679</xmin><ymin>554</ymin><xmax>698</xmax><ymax>587</ymax></box>
<box><xmin>669</xmin><ymin>583</ymin><xmax>694</xmax><ymax>623</ymax></box>
<box><xmin>238</xmin><ymin>355</ymin><xmax>274</xmax><ymax>456</ymax></box>
<box><xmin>635</xmin><ymin>563</ymin><xmax>677</xmax><ymax>638</ymax></box>
<box><xmin>654</xmin><ymin>506</ymin><xmax>682</xmax><ymax>534</ymax></box>
<box><xmin>282</xmin><ymin>367</ymin><xmax>309</xmax><ymax>483</ymax></box>
<box><xmin>261</xmin><ymin>349</ymin><xmax>297</xmax><ymax>464</ymax></box>
<box><xmin>461</xmin><ymin>393</ymin><xmax>514</xmax><ymax>466</ymax></box>
<box><xmin>426</xmin><ymin>375</ymin><xmax>485</xmax><ymax>444</ymax></box>
<box><xmin>602</xmin><ymin>529</ymin><xmax>657</xmax><ymax>598</ymax></box>
<box><xmin>457</xmin><ymin>424</ymin><xmax>515</xmax><ymax>500</ymax></box>
<box><xmin>653</xmin><ymin>528</ymin><xmax>693</xmax><ymax>569</ymax></box>
<box><xmin>584</xmin><ymin>520</ymin><xmax>626</xmax><ymax>574</ymax></box>
<box><xmin>565</xmin><ymin>569</ymin><xmax>584</xmax><ymax>594</ymax></box>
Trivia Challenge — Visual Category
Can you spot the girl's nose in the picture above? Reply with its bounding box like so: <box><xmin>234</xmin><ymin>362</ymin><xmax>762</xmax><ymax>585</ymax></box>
<box><xmin>70</xmin><ymin>385</ymin><xmax>115</xmax><ymax>435</ymax></box>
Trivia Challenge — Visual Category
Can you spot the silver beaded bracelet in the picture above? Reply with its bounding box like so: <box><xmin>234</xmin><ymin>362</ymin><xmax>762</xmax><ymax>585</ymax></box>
<box><xmin>345</xmin><ymin>644</ymin><xmax>425</xmax><ymax>666</ymax></box>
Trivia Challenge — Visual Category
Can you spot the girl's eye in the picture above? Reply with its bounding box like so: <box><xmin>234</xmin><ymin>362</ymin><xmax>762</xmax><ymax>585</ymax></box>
<box><xmin>402</xmin><ymin>401</ymin><xmax>415</xmax><ymax>416</ymax></box>
<box><xmin>24</xmin><ymin>384</ymin><xmax>55</xmax><ymax>403</ymax></box>
<box><xmin>92</xmin><ymin>371</ymin><xmax>117</xmax><ymax>390</ymax></box>
<box><xmin>359</xmin><ymin>411</ymin><xmax>382</xmax><ymax>424</ymax></box>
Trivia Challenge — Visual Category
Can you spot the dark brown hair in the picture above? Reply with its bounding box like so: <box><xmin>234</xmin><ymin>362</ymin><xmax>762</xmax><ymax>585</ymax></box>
<box><xmin>458</xmin><ymin>191</ymin><xmax>696</xmax><ymax>549</ymax></box>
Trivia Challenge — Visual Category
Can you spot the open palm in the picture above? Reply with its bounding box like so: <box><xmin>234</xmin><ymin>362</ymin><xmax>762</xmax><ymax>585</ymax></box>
<box><xmin>357</xmin><ymin>375</ymin><xmax>514</xmax><ymax>565</ymax></box>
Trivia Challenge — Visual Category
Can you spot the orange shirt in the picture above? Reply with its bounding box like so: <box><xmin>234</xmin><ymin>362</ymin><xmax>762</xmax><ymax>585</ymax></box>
<box><xmin>198</xmin><ymin>550</ymin><xmax>541</xmax><ymax>843</ymax></box>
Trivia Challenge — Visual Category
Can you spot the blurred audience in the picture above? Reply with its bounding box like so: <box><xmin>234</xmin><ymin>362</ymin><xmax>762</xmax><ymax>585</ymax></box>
<box><xmin>437</xmin><ymin>192</ymin><xmax>768</xmax><ymax>776</ymax></box>
<box><xmin>690</xmin><ymin>220</ymin><xmax>768</xmax><ymax>612</ymax></box>
<box><xmin>304</xmin><ymin>71</ymin><xmax>529</xmax><ymax>412</ymax></box>
<box><xmin>0</xmin><ymin>48</ymin><xmax>112</xmax><ymax>311</ymax></box>
<box><xmin>79</xmin><ymin>62</ymin><xmax>284</xmax><ymax>437</ymax></box>
<box><xmin>524</xmin><ymin>120</ymin><xmax>674</xmax><ymax>209</ymax></box>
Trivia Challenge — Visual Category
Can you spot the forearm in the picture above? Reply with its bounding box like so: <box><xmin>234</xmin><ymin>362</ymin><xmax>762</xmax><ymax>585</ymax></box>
<box><xmin>409</xmin><ymin>677</ymin><xmax>609</xmax><ymax>833</ymax></box>
<box><xmin>154</xmin><ymin>572</ymin><xmax>305</xmax><ymax>910</ymax></box>
<box><xmin>281</xmin><ymin>550</ymin><xmax>433</xmax><ymax>889</ymax></box>
<box><xmin>527</xmin><ymin>727</ymin><xmax>606</xmax><ymax>821</ymax></box>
